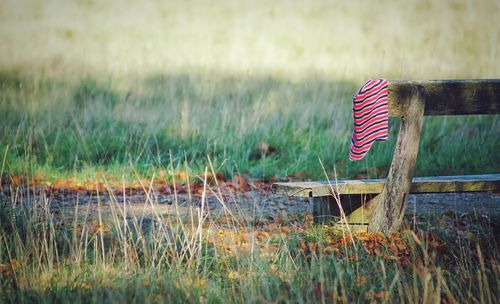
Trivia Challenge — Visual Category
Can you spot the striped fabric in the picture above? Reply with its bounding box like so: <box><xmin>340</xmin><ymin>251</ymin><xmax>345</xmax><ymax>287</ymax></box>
<box><xmin>349</xmin><ymin>78</ymin><xmax>389</xmax><ymax>161</ymax></box>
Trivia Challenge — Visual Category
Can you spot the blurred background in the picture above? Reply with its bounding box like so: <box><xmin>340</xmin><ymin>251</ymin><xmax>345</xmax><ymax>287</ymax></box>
<box><xmin>2</xmin><ymin>0</ymin><xmax>499</xmax><ymax>79</ymax></box>
<box><xmin>1</xmin><ymin>0</ymin><xmax>499</xmax><ymax>182</ymax></box>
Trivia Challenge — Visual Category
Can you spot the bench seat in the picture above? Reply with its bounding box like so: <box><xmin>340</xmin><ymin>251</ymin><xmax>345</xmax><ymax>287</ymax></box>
<box><xmin>272</xmin><ymin>174</ymin><xmax>500</xmax><ymax>198</ymax></box>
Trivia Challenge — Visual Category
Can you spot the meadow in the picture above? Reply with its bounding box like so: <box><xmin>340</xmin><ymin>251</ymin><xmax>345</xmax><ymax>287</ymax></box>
<box><xmin>0</xmin><ymin>0</ymin><xmax>499</xmax><ymax>303</ymax></box>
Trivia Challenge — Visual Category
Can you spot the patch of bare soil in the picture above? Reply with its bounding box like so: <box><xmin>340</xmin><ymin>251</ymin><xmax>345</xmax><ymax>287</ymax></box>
<box><xmin>2</xmin><ymin>183</ymin><xmax>498</xmax><ymax>223</ymax></box>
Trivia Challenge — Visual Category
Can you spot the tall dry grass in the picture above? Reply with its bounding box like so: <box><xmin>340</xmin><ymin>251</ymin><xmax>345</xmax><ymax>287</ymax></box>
<box><xmin>1</xmin><ymin>170</ymin><xmax>499</xmax><ymax>303</ymax></box>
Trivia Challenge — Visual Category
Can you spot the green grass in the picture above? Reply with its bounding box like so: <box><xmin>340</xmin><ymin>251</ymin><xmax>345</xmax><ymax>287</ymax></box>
<box><xmin>0</xmin><ymin>72</ymin><xmax>499</xmax><ymax>182</ymax></box>
<box><xmin>1</xmin><ymin>0</ymin><xmax>499</xmax><ymax>181</ymax></box>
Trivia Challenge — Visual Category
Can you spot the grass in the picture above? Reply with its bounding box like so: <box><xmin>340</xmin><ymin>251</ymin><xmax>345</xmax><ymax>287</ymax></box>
<box><xmin>0</xmin><ymin>0</ymin><xmax>499</xmax><ymax>302</ymax></box>
<box><xmin>0</xmin><ymin>72</ymin><xmax>499</xmax><ymax>183</ymax></box>
<box><xmin>0</xmin><ymin>182</ymin><xmax>499</xmax><ymax>303</ymax></box>
<box><xmin>0</xmin><ymin>0</ymin><xmax>499</xmax><ymax>181</ymax></box>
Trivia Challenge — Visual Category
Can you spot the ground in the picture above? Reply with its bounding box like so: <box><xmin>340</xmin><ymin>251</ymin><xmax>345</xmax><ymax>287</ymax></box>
<box><xmin>1</xmin><ymin>181</ymin><xmax>499</xmax><ymax>303</ymax></box>
<box><xmin>3</xmin><ymin>181</ymin><xmax>498</xmax><ymax>222</ymax></box>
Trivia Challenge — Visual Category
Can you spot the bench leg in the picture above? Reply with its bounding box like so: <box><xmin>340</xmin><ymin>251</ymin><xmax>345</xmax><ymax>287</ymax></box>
<box><xmin>368</xmin><ymin>89</ymin><xmax>425</xmax><ymax>234</ymax></box>
<box><xmin>313</xmin><ymin>194</ymin><xmax>377</xmax><ymax>225</ymax></box>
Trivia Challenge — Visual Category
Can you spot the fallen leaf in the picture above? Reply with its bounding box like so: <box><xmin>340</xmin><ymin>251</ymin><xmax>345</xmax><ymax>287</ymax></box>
<box><xmin>10</xmin><ymin>259</ymin><xmax>20</xmax><ymax>271</ymax></box>
<box><xmin>9</xmin><ymin>175</ymin><xmax>24</xmax><ymax>186</ymax></box>
<box><xmin>232</xmin><ymin>175</ymin><xmax>249</xmax><ymax>192</ymax></box>
<box><xmin>356</xmin><ymin>276</ymin><xmax>367</xmax><ymax>286</ymax></box>
<box><xmin>174</xmin><ymin>171</ymin><xmax>189</xmax><ymax>181</ymax></box>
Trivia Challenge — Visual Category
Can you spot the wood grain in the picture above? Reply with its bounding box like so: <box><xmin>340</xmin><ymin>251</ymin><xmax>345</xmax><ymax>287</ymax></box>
<box><xmin>272</xmin><ymin>174</ymin><xmax>500</xmax><ymax>197</ymax></box>
<box><xmin>388</xmin><ymin>79</ymin><xmax>500</xmax><ymax>116</ymax></box>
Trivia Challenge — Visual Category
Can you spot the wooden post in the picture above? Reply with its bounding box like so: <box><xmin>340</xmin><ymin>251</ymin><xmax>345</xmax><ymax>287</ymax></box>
<box><xmin>368</xmin><ymin>87</ymin><xmax>425</xmax><ymax>234</ymax></box>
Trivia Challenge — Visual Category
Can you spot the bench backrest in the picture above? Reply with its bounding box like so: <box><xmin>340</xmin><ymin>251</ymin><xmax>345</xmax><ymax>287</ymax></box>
<box><xmin>388</xmin><ymin>79</ymin><xmax>500</xmax><ymax>116</ymax></box>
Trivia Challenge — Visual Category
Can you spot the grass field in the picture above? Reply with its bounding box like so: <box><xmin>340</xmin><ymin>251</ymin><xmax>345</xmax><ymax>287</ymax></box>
<box><xmin>3</xmin><ymin>72</ymin><xmax>498</xmax><ymax>184</ymax></box>
<box><xmin>1</xmin><ymin>0</ymin><xmax>499</xmax><ymax>303</ymax></box>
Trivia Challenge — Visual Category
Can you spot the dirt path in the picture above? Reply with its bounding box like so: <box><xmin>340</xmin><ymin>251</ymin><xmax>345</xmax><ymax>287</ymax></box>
<box><xmin>5</xmin><ymin>186</ymin><xmax>498</xmax><ymax>222</ymax></box>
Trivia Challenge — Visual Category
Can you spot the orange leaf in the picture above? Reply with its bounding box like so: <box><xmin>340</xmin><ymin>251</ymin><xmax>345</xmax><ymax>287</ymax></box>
<box><xmin>9</xmin><ymin>175</ymin><xmax>24</xmax><ymax>186</ymax></box>
<box><xmin>232</xmin><ymin>175</ymin><xmax>249</xmax><ymax>192</ymax></box>
<box><xmin>174</xmin><ymin>171</ymin><xmax>189</xmax><ymax>181</ymax></box>
<box><xmin>356</xmin><ymin>276</ymin><xmax>367</xmax><ymax>286</ymax></box>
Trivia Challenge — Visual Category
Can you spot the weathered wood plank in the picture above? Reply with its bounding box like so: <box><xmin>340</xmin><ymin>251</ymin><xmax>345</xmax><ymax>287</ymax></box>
<box><xmin>369</xmin><ymin>92</ymin><xmax>425</xmax><ymax>233</ymax></box>
<box><xmin>272</xmin><ymin>174</ymin><xmax>500</xmax><ymax>197</ymax></box>
<box><xmin>272</xmin><ymin>179</ymin><xmax>384</xmax><ymax>197</ymax></box>
<box><xmin>388</xmin><ymin>79</ymin><xmax>500</xmax><ymax>116</ymax></box>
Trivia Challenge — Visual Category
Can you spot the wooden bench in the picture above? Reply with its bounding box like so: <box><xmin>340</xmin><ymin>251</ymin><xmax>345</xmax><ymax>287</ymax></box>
<box><xmin>272</xmin><ymin>79</ymin><xmax>500</xmax><ymax>234</ymax></box>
